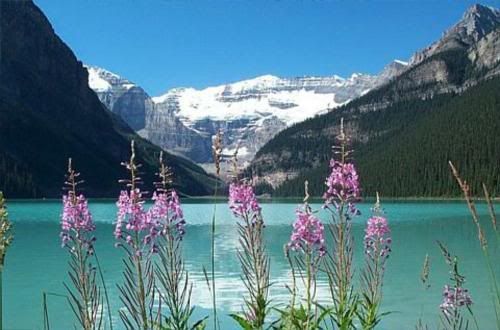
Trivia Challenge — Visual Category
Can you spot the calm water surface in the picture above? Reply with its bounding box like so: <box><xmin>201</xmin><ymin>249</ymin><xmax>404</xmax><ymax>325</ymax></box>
<box><xmin>3</xmin><ymin>200</ymin><xmax>499</xmax><ymax>329</ymax></box>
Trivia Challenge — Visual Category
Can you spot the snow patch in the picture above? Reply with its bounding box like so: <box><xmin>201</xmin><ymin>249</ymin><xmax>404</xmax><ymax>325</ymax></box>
<box><xmin>394</xmin><ymin>59</ymin><xmax>409</xmax><ymax>66</ymax></box>
<box><xmin>152</xmin><ymin>73</ymin><xmax>378</xmax><ymax>127</ymax></box>
<box><xmin>87</xmin><ymin>67</ymin><xmax>111</xmax><ymax>91</ymax></box>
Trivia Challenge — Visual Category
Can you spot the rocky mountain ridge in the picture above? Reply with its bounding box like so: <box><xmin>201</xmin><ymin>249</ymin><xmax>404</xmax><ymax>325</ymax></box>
<box><xmin>86</xmin><ymin>65</ymin><xmax>152</xmax><ymax>131</ymax></box>
<box><xmin>88</xmin><ymin>60</ymin><xmax>407</xmax><ymax>164</ymax></box>
<box><xmin>248</xmin><ymin>4</ymin><xmax>500</xmax><ymax>194</ymax></box>
<box><xmin>410</xmin><ymin>4</ymin><xmax>500</xmax><ymax>65</ymax></box>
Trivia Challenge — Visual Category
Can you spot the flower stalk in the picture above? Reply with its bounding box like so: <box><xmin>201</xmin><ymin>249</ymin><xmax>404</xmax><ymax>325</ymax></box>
<box><xmin>152</xmin><ymin>152</ymin><xmax>204</xmax><ymax>329</ymax></box>
<box><xmin>228</xmin><ymin>149</ymin><xmax>270</xmax><ymax>329</ymax></box>
<box><xmin>60</xmin><ymin>159</ymin><xmax>103</xmax><ymax>330</ymax></box>
<box><xmin>115</xmin><ymin>141</ymin><xmax>160</xmax><ymax>330</ymax></box>
<box><xmin>358</xmin><ymin>193</ymin><xmax>392</xmax><ymax>329</ymax></box>
<box><xmin>323</xmin><ymin>118</ymin><xmax>359</xmax><ymax>329</ymax></box>
<box><xmin>207</xmin><ymin>130</ymin><xmax>223</xmax><ymax>330</ymax></box>
<box><xmin>437</xmin><ymin>241</ymin><xmax>477</xmax><ymax>330</ymax></box>
<box><xmin>415</xmin><ymin>254</ymin><xmax>431</xmax><ymax>329</ymax></box>
<box><xmin>282</xmin><ymin>181</ymin><xmax>326</xmax><ymax>330</ymax></box>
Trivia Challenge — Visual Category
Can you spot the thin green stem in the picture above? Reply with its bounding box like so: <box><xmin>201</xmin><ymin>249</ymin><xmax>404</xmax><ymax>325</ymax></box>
<box><xmin>211</xmin><ymin>180</ymin><xmax>219</xmax><ymax>330</ymax></box>
<box><xmin>75</xmin><ymin>240</ymin><xmax>92</xmax><ymax>330</ymax></box>
<box><xmin>42</xmin><ymin>292</ymin><xmax>50</xmax><ymax>330</ymax></box>
<box><xmin>482</xmin><ymin>249</ymin><xmax>500</xmax><ymax>329</ymax></box>
<box><xmin>168</xmin><ymin>234</ymin><xmax>183</xmax><ymax>328</ymax></box>
<box><xmin>306</xmin><ymin>251</ymin><xmax>312</xmax><ymax>330</ymax></box>
<box><xmin>286</xmin><ymin>252</ymin><xmax>297</xmax><ymax>310</ymax></box>
<box><xmin>469</xmin><ymin>307</ymin><xmax>480</xmax><ymax>330</ymax></box>
<box><xmin>134</xmin><ymin>233</ymin><xmax>149</xmax><ymax>330</ymax></box>
<box><xmin>94</xmin><ymin>251</ymin><xmax>113</xmax><ymax>330</ymax></box>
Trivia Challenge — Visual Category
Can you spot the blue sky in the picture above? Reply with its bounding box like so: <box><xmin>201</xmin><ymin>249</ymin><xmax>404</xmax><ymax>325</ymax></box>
<box><xmin>36</xmin><ymin>0</ymin><xmax>500</xmax><ymax>95</ymax></box>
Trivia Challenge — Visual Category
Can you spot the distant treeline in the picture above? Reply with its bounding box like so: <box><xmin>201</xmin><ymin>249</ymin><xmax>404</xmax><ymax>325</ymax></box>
<box><xmin>255</xmin><ymin>77</ymin><xmax>500</xmax><ymax>198</ymax></box>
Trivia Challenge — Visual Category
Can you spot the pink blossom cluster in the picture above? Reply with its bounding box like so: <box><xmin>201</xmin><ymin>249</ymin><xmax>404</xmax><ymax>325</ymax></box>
<box><xmin>324</xmin><ymin>160</ymin><xmax>360</xmax><ymax>214</ymax></box>
<box><xmin>115</xmin><ymin>188</ymin><xmax>187</xmax><ymax>253</ymax></box>
<box><xmin>150</xmin><ymin>190</ymin><xmax>186</xmax><ymax>239</ymax></box>
<box><xmin>364</xmin><ymin>215</ymin><xmax>392</xmax><ymax>259</ymax></box>
<box><xmin>229</xmin><ymin>182</ymin><xmax>261</xmax><ymax>222</ymax></box>
<box><xmin>288</xmin><ymin>208</ymin><xmax>326</xmax><ymax>257</ymax></box>
<box><xmin>60</xmin><ymin>194</ymin><xmax>96</xmax><ymax>252</ymax></box>
<box><xmin>114</xmin><ymin>188</ymin><xmax>162</xmax><ymax>253</ymax></box>
<box><xmin>114</xmin><ymin>189</ymin><xmax>149</xmax><ymax>237</ymax></box>
<box><xmin>440</xmin><ymin>285</ymin><xmax>473</xmax><ymax>316</ymax></box>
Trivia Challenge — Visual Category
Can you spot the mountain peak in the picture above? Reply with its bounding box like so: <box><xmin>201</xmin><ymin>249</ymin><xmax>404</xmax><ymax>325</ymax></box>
<box><xmin>85</xmin><ymin>65</ymin><xmax>136</xmax><ymax>91</ymax></box>
<box><xmin>463</xmin><ymin>4</ymin><xmax>500</xmax><ymax>19</ymax></box>
<box><xmin>85</xmin><ymin>65</ymin><xmax>150</xmax><ymax>130</ymax></box>
<box><xmin>409</xmin><ymin>4</ymin><xmax>500</xmax><ymax>65</ymax></box>
<box><xmin>446</xmin><ymin>3</ymin><xmax>500</xmax><ymax>44</ymax></box>
<box><xmin>375</xmin><ymin>59</ymin><xmax>409</xmax><ymax>84</ymax></box>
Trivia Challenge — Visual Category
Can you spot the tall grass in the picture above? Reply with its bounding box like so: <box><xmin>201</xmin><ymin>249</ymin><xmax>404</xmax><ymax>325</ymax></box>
<box><xmin>449</xmin><ymin>161</ymin><xmax>500</xmax><ymax>329</ymax></box>
<box><xmin>207</xmin><ymin>130</ymin><xmax>223</xmax><ymax>330</ymax></box>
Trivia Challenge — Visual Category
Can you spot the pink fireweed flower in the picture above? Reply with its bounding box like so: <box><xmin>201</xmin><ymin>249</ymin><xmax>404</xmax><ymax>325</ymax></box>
<box><xmin>149</xmin><ymin>190</ymin><xmax>186</xmax><ymax>239</ymax></box>
<box><xmin>324</xmin><ymin>160</ymin><xmax>360</xmax><ymax>214</ymax></box>
<box><xmin>229</xmin><ymin>182</ymin><xmax>261</xmax><ymax>223</ymax></box>
<box><xmin>114</xmin><ymin>189</ymin><xmax>148</xmax><ymax>237</ymax></box>
<box><xmin>364</xmin><ymin>215</ymin><xmax>392</xmax><ymax>259</ymax></box>
<box><xmin>114</xmin><ymin>188</ymin><xmax>162</xmax><ymax>253</ymax></box>
<box><xmin>365</xmin><ymin>216</ymin><xmax>390</xmax><ymax>239</ymax></box>
<box><xmin>60</xmin><ymin>194</ymin><xmax>96</xmax><ymax>251</ymax></box>
<box><xmin>440</xmin><ymin>285</ymin><xmax>473</xmax><ymax>316</ymax></box>
<box><xmin>288</xmin><ymin>208</ymin><xmax>326</xmax><ymax>257</ymax></box>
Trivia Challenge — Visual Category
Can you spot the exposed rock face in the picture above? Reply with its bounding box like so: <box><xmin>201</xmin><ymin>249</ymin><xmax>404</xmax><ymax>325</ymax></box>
<box><xmin>410</xmin><ymin>4</ymin><xmax>500</xmax><ymax>65</ymax></box>
<box><xmin>468</xmin><ymin>28</ymin><xmax>500</xmax><ymax>77</ymax></box>
<box><xmin>89</xmin><ymin>67</ymin><xmax>405</xmax><ymax>164</ymax></box>
<box><xmin>150</xmin><ymin>73</ymin><xmax>383</xmax><ymax>164</ymax></box>
<box><xmin>375</xmin><ymin>60</ymin><xmax>409</xmax><ymax>85</ymax></box>
<box><xmin>345</xmin><ymin>5</ymin><xmax>500</xmax><ymax>113</ymax></box>
<box><xmin>86</xmin><ymin>66</ymin><xmax>151</xmax><ymax>130</ymax></box>
<box><xmin>0</xmin><ymin>0</ymin><xmax>215</xmax><ymax>197</ymax></box>
<box><xmin>142</xmin><ymin>96</ymin><xmax>211</xmax><ymax>161</ymax></box>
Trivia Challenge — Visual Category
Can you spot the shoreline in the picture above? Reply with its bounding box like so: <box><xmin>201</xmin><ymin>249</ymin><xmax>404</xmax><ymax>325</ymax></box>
<box><xmin>5</xmin><ymin>196</ymin><xmax>498</xmax><ymax>202</ymax></box>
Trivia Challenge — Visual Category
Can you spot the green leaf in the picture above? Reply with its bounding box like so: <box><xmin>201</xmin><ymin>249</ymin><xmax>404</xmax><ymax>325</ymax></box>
<box><xmin>191</xmin><ymin>316</ymin><xmax>208</xmax><ymax>330</ymax></box>
<box><xmin>229</xmin><ymin>313</ymin><xmax>253</xmax><ymax>330</ymax></box>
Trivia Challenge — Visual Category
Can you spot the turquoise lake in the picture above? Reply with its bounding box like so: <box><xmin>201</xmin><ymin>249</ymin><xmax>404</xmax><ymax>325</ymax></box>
<box><xmin>3</xmin><ymin>200</ymin><xmax>499</xmax><ymax>329</ymax></box>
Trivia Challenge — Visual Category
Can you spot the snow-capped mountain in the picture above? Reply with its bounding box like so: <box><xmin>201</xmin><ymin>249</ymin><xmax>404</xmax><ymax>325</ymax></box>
<box><xmin>153</xmin><ymin>74</ymin><xmax>374</xmax><ymax>125</ymax></box>
<box><xmin>86</xmin><ymin>65</ymin><xmax>152</xmax><ymax>130</ymax></box>
<box><xmin>149</xmin><ymin>73</ymin><xmax>384</xmax><ymax>163</ymax></box>
<box><xmin>86</xmin><ymin>61</ymin><xmax>407</xmax><ymax>164</ymax></box>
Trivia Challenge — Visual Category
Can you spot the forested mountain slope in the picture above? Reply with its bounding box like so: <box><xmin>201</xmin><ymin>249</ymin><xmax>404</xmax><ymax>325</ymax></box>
<box><xmin>249</xmin><ymin>4</ymin><xmax>500</xmax><ymax>197</ymax></box>
<box><xmin>258</xmin><ymin>78</ymin><xmax>500</xmax><ymax>197</ymax></box>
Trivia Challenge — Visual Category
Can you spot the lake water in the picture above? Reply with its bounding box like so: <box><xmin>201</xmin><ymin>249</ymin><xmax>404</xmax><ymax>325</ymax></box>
<box><xmin>3</xmin><ymin>200</ymin><xmax>499</xmax><ymax>329</ymax></box>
